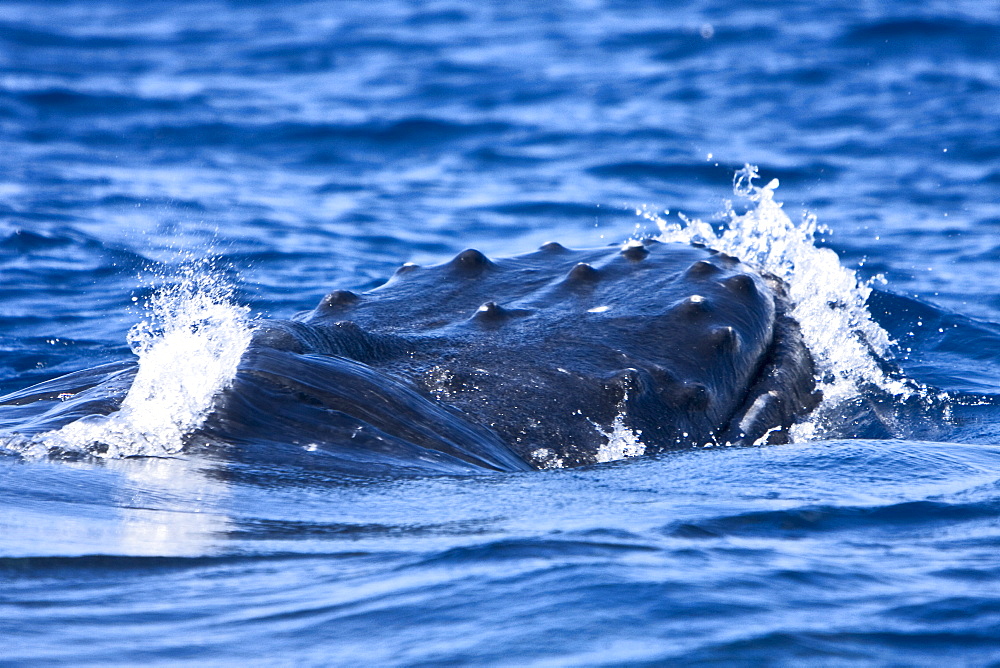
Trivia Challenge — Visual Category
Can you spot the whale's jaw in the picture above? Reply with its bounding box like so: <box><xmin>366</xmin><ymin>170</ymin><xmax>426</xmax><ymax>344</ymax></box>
<box><xmin>242</xmin><ymin>240</ymin><xmax>820</xmax><ymax>470</ymax></box>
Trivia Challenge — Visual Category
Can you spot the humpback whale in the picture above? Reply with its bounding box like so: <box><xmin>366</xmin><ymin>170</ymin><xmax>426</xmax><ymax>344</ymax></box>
<box><xmin>0</xmin><ymin>240</ymin><xmax>820</xmax><ymax>473</ymax></box>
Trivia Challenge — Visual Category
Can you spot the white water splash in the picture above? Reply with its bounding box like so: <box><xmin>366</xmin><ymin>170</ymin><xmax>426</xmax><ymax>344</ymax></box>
<box><xmin>594</xmin><ymin>410</ymin><xmax>646</xmax><ymax>463</ymax></box>
<box><xmin>43</xmin><ymin>263</ymin><xmax>252</xmax><ymax>458</ymax></box>
<box><xmin>531</xmin><ymin>407</ymin><xmax>645</xmax><ymax>469</ymax></box>
<box><xmin>644</xmin><ymin>165</ymin><xmax>914</xmax><ymax>440</ymax></box>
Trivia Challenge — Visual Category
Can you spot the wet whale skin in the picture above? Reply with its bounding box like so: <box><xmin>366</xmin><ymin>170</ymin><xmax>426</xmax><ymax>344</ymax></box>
<box><xmin>233</xmin><ymin>240</ymin><xmax>820</xmax><ymax>471</ymax></box>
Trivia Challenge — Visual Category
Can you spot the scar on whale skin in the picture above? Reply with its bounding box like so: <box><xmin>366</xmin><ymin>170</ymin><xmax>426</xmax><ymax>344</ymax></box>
<box><xmin>230</xmin><ymin>240</ymin><xmax>821</xmax><ymax>471</ymax></box>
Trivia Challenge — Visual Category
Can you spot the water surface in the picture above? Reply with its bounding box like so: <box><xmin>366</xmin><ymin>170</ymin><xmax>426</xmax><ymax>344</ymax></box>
<box><xmin>2</xmin><ymin>1</ymin><xmax>1000</xmax><ymax>665</ymax></box>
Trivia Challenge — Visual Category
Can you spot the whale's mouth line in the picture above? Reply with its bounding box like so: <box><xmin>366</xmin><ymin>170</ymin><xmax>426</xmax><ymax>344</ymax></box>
<box><xmin>224</xmin><ymin>346</ymin><xmax>532</xmax><ymax>473</ymax></box>
<box><xmin>714</xmin><ymin>284</ymin><xmax>822</xmax><ymax>448</ymax></box>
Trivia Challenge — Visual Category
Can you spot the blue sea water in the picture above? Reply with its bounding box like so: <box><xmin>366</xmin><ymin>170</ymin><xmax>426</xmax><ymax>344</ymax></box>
<box><xmin>1</xmin><ymin>0</ymin><xmax>1000</xmax><ymax>665</ymax></box>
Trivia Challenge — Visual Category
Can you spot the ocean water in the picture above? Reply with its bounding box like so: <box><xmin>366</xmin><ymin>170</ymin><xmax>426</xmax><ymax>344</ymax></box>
<box><xmin>2</xmin><ymin>0</ymin><xmax>1000</xmax><ymax>665</ymax></box>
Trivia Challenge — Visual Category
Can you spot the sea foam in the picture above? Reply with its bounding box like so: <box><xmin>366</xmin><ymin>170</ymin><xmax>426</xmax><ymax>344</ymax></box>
<box><xmin>645</xmin><ymin>165</ymin><xmax>917</xmax><ymax>441</ymax></box>
<box><xmin>42</xmin><ymin>262</ymin><xmax>252</xmax><ymax>458</ymax></box>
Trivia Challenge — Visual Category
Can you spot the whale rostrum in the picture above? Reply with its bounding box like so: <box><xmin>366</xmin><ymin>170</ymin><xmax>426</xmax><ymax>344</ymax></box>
<box><xmin>238</xmin><ymin>240</ymin><xmax>821</xmax><ymax>470</ymax></box>
<box><xmin>0</xmin><ymin>240</ymin><xmax>820</xmax><ymax>473</ymax></box>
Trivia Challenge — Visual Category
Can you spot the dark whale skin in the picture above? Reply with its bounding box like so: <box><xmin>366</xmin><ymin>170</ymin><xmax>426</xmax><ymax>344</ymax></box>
<box><xmin>237</xmin><ymin>240</ymin><xmax>820</xmax><ymax>470</ymax></box>
<box><xmin>0</xmin><ymin>240</ymin><xmax>819</xmax><ymax>472</ymax></box>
